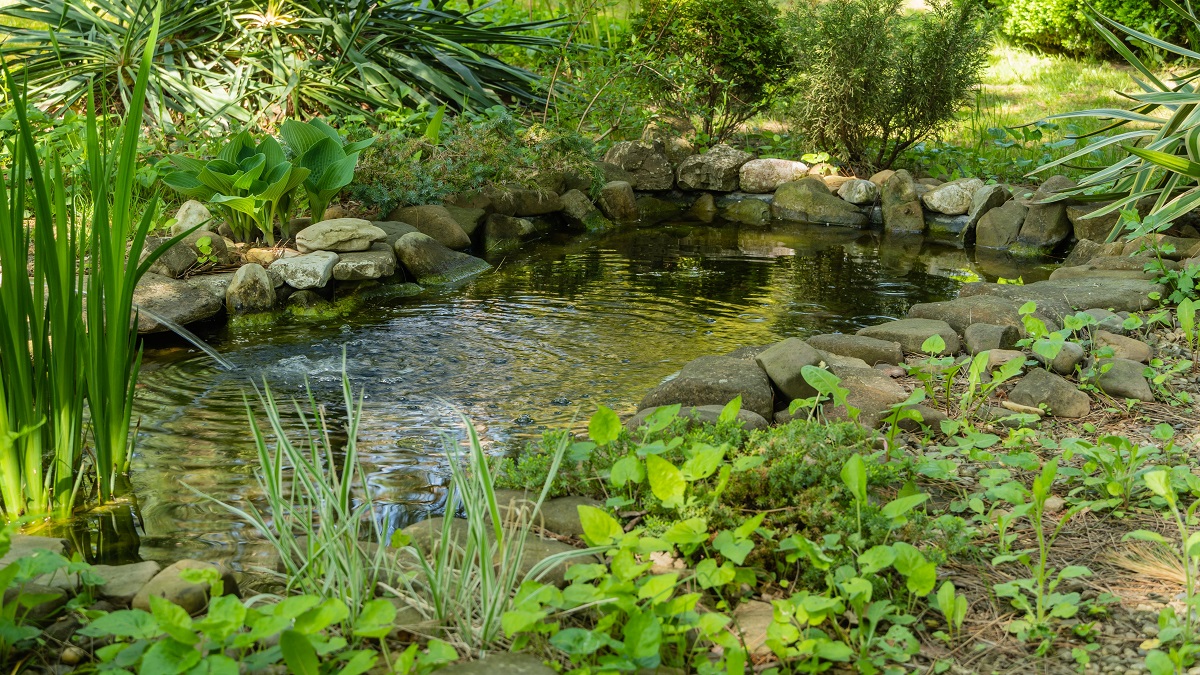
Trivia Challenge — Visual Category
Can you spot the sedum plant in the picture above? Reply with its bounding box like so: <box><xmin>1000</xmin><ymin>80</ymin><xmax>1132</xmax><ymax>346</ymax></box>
<box><xmin>1035</xmin><ymin>4</ymin><xmax>1200</xmax><ymax>241</ymax></box>
<box><xmin>162</xmin><ymin>131</ymin><xmax>309</xmax><ymax>245</ymax></box>
<box><xmin>279</xmin><ymin>119</ymin><xmax>374</xmax><ymax>223</ymax></box>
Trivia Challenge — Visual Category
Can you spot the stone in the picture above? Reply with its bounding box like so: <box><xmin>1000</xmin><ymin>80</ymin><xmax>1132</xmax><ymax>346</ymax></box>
<box><xmin>967</xmin><ymin>184</ymin><xmax>1011</xmax><ymax>230</ymax></box>
<box><xmin>2</xmin><ymin>583</ymin><xmax>66</xmax><ymax>624</ymax></box>
<box><xmin>91</xmin><ymin>561</ymin><xmax>162</xmax><ymax>605</ymax></box>
<box><xmin>394</xmin><ymin>232</ymin><xmax>490</xmax><ymax>285</ymax></box>
<box><xmin>625</xmin><ymin>405</ymin><xmax>770</xmax><ymax>433</ymax></box>
<box><xmin>597</xmin><ymin>161</ymin><xmax>635</xmax><ymax>185</ymax></box>
<box><xmin>676</xmin><ymin>144</ymin><xmax>754</xmax><ymax>192</ymax></box>
<box><xmin>321</xmin><ymin>204</ymin><xmax>352</xmax><ymax>220</ymax></box>
<box><xmin>688</xmin><ymin>193</ymin><xmax>717</xmax><ymax>223</ymax></box>
<box><xmin>133</xmin><ymin>273</ymin><xmax>224</xmax><ymax>333</ymax></box>
<box><xmin>225</xmin><ymin>263</ymin><xmax>276</xmax><ymax>314</ymax></box>
<box><xmin>371</xmin><ymin>221</ymin><xmax>421</xmax><ymax>251</ymax></box>
<box><xmin>868</xmin><ymin>169</ymin><xmax>895</xmax><ymax>186</ymax></box>
<box><xmin>809</xmin><ymin>162</ymin><xmax>839</xmax><ymax>176</ymax></box>
<box><xmin>287</xmin><ymin>290</ymin><xmax>325</xmax><ymax>309</ymax></box>
<box><xmin>958</xmin><ymin>278</ymin><xmax>1164</xmax><ymax>320</ymax></box>
<box><xmin>402</xmin><ymin>518</ymin><xmax>590</xmax><ymax>589</ymax></box>
<box><xmin>976</xmin><ymin>200</ymin><xmax>1028</xmax><ymax>249</ymax></box>
<box><xmin>1095</xmin><ymin>330</ymin><xmax>1153</xmax><ymax>363</ymax></box>
<box><xmin>245</xmin><ymin>247</ymin><xmax>300</xmax><ymax>267</ymax></box>
<box><xmin>964</xmin><ymin>323</ymin><xmax>1019</xmax><ymax>354</ymax></box>
<box><xmin>295</xmin><ymin>218</ymin><xmax>385</xmax><ymax>253</ymax></box>
<box><xmin>271</xmin><ymin>251</ymin><xmax>338</xmax><ymax>289</ymax></box>
<box><xmin>921</xmin><ymin>178</ymin><xmax>983</xmax><ymax>215</ymax></box>
<box><xmin>637</xmin><ymin>196</ymin><xmax>684</xmax><ymax>225</ymax></box>
<box><xmin>1123</xmin><ymin>234</ymin><xmax>1200</xmax><ymax>261</ymax></box>
<box><xmin>987</xmin><ymin>349</ymin><xmax>1027</xmax><ymax>369</ymax></box>
<box><xmin>720</xmin><ymin>198</ymin><xmax>770</xmax><ymax>226</ymax></box>
<box><xmin>0</xmin><ymin>535</ymin><xmax>68</xmax><ymax>568</ymax></box>
<box><xmin>897</xmin><ymin>404</ymin><xmax>950</xmax><ymax>431</ymax></box>
<box><xmin>730</xmin><ymin>600</ymin><xmax>774</xmax><ymax>657</ymax></box>
<box><xmin>143</xmin><ymin>235</ymin><xmax>198</xmax><ymax>278</ymax></box>
<box><xmin>771</xmin><ymin>178</ymin><xmax>868</xmax><ymax>227</ymax></box>
<box><xmin>1008</xmin><ymin>368</ymin><xmax>1090</xmax><ymax>418</ymax></box>
<box><xmin>1033</xmin><ymin>341</ymin><xmax>1085</xmax><ymax>375</ymax></box>
<box><xmin>907</xmin><ymin>295</ymin><xmax>1028</xmax><ymax>334</ymax></box>
<box><xmin>559</xmin><ymin>189</ymin><xmax>612</xmax><ymax>233</ymax></box>
<box><xmin>489</xmin><ymin>188</ymin><xmax>563</xmax><ymax>217</ymax></box>
<box><xmin>1085</xmin><ymin>308</ymin><xmax>1127</xmax><ymax>334</ymax></box>
<box><xmin>333</xmin><ymin>243</ymin><xmax>397</xmax><ymax>281</ymax></box>
<box><xmin>823</xmin><ymin>366</ymin><xmax>911</xmax><ymax>428</ymax></box>
<box><xmin>837</xmin><ymin>178</ymin><xmax>880</xmax><ymax>205</ymax></box>
<box><xmin>597</xmin><ymin>181</ymin><xmax>639</xmax><ymax>223</ymax></box>
<box><xmin>739</xmin><ymin>158</ymin><xmax>809</xmax><ymax>193</ymax></box>
<box><xmin>1061</xmin><ymin>239</ymin><xmax>1106</xmax><ymax>268</ymax></box>
<box><xmin>171</xmin><ymin>200</ymin><xmax>215</xmax><ymax>235</ymax></box>
<box><xmin>1067</xmin><ymin>202</ymin><xmax>1123</xmax><ymax>242</ymax></box>
<box><xmin>538</xmin><ymin>497</ymin><xmax>602</xmax><ymax>538</ymax></box>
<box><xmin>753</xmin><ymin>338</ymin><xmax>826</xmax><ymax>400</ymax></box>
<box><xmin>433</xmin><ymin>653</ymin><xmax>557</xmax><ymax>675</ymax></box>
<box><xmin>443</xmin><ymin>206</ymin><xmax>487</xmax><ymax>238</ymax></box>
<box><xmin>485</xmin><ymin>214</ymin><xmax>540</xmax><ymax>252</ymax></box>
<box><xmin>805</xmin><ymin>333</ymin><xmax>904</xmax><ymax>365</ymax></box>
<box><xmin>1015</xmin><ymin>175</ymin><xmax>1075</xmax><ymax>256</ymax></box>
<box><xmin>185</xmin><ymin>272</ymin><xmax>234</xmax><ymax>301</ymax></box>
<box><xmin>638</xmin><ymin>355</ymin><xmax>774</xmax><ymax>419</ymax></box>
<box><xmin>881</xmin><ymin>170</ymin><xmax>925</xmax><ymax>234</ymax></box>
<box><xmin>924</xmin><ymin>213</ymin><xmax>972</xmax><ymax>246</ymax></box>
<box><xmin>824</xmin><ymin>175</ymin><xmax>852</xmax><ymax>191</ymax></box>
<box><xmin>857</xmin><ymin>318</ymin><xmax>959</xmax><ymax>355</ymax></box>
<box><xmin>132</xmin><ymin>560</ymin><xmax>239</xmax><ymax>616</ymax></box>
<box><xmin>1092</xmin><ymin>357</ymin><xmax>1154</xmax><ymax>402</ymax></box>
<box><xmin>814</xmin><ymin>350</ymin><xmax>870</xmax><ymax>369</ymax></box>
<box><xmin>603</xmin><ymin>140</ymin><xmax>675</xmax><ymax>190</ymax></box>
<box><xmin>388</xmin><ymin>206</ymin><xmax>472</xmax><ymax>249</ymax></box>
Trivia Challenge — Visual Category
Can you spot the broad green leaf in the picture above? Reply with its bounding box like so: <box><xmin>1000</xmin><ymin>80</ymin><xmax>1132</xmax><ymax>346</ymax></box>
<box><xmin>280</xmin><ymin>629</ymin><xmax>320</xmax><ymax>675</ymax></box>
<box><xmin>840</xmin><ymin>454</ymin><xmax>868</xmax><ymax>505</ymax></box>
<box><xmin>622</xmin><ymin>611</ymin><xmax>663</xmax><ymax>668</ymax></box>
<box><xmin>800</xmin><ymin>364</ymin><xmax>841</xmax><ymax>395</ymax></box>
<box><xmin>1144</xmin><ymin>470</ymin><xmax>1173</xmax><ymax>500</ymax></box>
<box><xmin>713</xmin><ymin>530</ymin><xmax>753</xmax><ymax>565</ymax></box>
<box><xmin>589</xmin><ymin>406</ymin><xmax>621</xmax><ymax>446</ymax></box>
<box><xmin>577</xmin><ymin>505</ymin><xmax>623</xmax><ymax>547</ymax></box>
<box><xmin>646</xmin><ymin>454</ymin><xmax>686</xmax><ymax>507</ymax></box>
<box><xmin>921</xmin><ymin>334</ymin><xmax>946</xmax><ymax>355</ymax></box>
<box><xmin>719</xmin><ymin>396</ymin><xmax>742</xmax><ymax>423</ymax></box>
<box><xmin>140</xmin><ymin>638</ymin><xmax>202</xmax><ymax>675</ymax></box>
<box><xmin>293</xmin><ymin>598</ymin><xmax>349</xmax><ymax>635</ymax></box>
<box><xmin>681</xmin><ymin>445</ymin><xmax>724</xmax><ymax>481</ymax></box>
<box><xmin>881</xmin><ymin>493</ymin><xmax>929</xmax><ymax>520</ymax></box>
<box><xmin>663</xmin><ymin>517</ymin><xmax>708</xmax><ymax>548</ymax></box>
<box><xmin>857</xmin><ymin>545</ymin><xmax>896</xmax><ymax>574</ymax></box>
<box><xmin>352</xmin><ymin>599</ymin><xmax>397</xmax><ymax>638</ymax></box>
<box><xmin>550</xmin><ymin>627</ymin><xmax>608</xmax><ymax>656</ymax></box>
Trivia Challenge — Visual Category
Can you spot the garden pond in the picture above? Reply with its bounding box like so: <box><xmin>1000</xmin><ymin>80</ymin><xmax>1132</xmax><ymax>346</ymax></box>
<box><xmin>49</xmin><ymin>222</ymin><xmax>1055</xmax><ymax>581</ymax></box>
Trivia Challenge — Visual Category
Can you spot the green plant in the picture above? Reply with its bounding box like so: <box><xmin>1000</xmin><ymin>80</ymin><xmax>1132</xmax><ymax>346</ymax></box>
<box><xmin>788</xmin><ymin>0</ymin><xmax>993</xmax><ymax>171</ymax></box>
<box><xmin>932</xmin><ymin>580</ymin><xmax>968</xmax><ymax>642</ymax></box>
<box><xmin>1180</xmin><ymin>297</ymin><xmax>1198</xmax><ymax>371</ymax></box>
<box><xmin>787</xmin><ymin>366</ymin><xmax>860</xmax><ymax>422</ymax></box>
<box><xmin>162</xmin><ymin>130</ymin><xmax>309</xmax><ymax>244</ymax></box>
<box><xmin>1127</xmin><ymin>469</ymin><xmax>1200</xmax><ymax>673</ymax></box>
<box><xmin>990</xmin><ymin>460</ymin><xmax>1092</xmax><ymax>650</ymax></box>
<box><xmin>1</xmin><ymin>0</ymin><xmax>562</xmax><ymax>128</ymax></box>
<box><xmin>997</xmin><ymin>0</ymin><xmax>1192</xmax><ymax>59</ymax></box>
<box><xmin>630</xmin><ymin>0</ymin><xmax>795</xmax><ymax>141</ymax></box>
<box><xmin>1074</xmin><ymin>434</ymin><xmax>1160</xmax><ymax>510</ymax></box>
<box><xmin>907</xmin><ymin>334</ymin><xmax>969</xmax><ymax>412</ymax></box>
<box><xmin>279</xmin><ymin>119</ymin><xmax>374</xmax><ymax>222</ymax></box>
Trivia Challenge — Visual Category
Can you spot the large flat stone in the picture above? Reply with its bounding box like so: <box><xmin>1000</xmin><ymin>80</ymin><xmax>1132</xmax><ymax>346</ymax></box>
<box><xmin>133</xmin><ymin>272</ymin><xmax>223</xmax><ymax>333</ymax></box>
<box><xmin>270</xmin><ymin>251</ymin><xmax>338</xmax><ymax>289</ymax></box>
<box><xmin>805</xmin><ymin>333</ymin><xmax>903</xmax><ymax>366</ymax></box>
<box><xmin>957</xmin><ymin>278</ymin><xmax>1164</xmax><ymax>320</ymax></box>
<box><xmin>638</xmin><ymin>355</ymin><xmax>774</xmax><ymax>418</ymax></box>
<box><xmin>857</xmin><ymin>318</ymin><xmax>959</xmax><ymax>355</ymax></box>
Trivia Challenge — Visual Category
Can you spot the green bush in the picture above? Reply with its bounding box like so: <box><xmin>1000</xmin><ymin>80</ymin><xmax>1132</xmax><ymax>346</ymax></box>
<box><xmin>630</xmin><ymin>0</ymin><xmax>796</xmax><ymax>142</ymax></box>
<box><xmin>998</xmin><ymin>0</ymin><xmax>1194</xmax><ymax>58</ymax></box>
<box><xmin>788</xmin><ymin>0</ymin><xmax>993</xmax><ymax>172</ymax></box>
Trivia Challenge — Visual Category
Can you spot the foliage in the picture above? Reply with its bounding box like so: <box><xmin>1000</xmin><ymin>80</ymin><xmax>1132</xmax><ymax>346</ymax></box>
<box><xmin>788</xmin><ymin>0</ymin><xmax>993</xmax><ymax>171</ymax></box>
<box><xmin>280</xmin><ymin>119</ymin><xmax>375</xmax><ymax>223</ymax></box>
<box><xmin>0</xmin><ymin>0</ymin><xmax>562</xmax><ymax>128</ymax></box>
<box><xmin>629</xmin><ymin>0</ymin><xmax>795</xmax><ymax>142</ymax></box>
<box><xmin>997</xmin><ymin>0</ymin><xmax>1193</xmax><ymax>59</ymax></box>
<box><xmin>162</xmin><ymin>130</ymin><xmax>309</xmax><ymax>244</ymax></box>
<box><xmin>0</xmin><ymin>6</ymin><xmax>186</xmax><ymax>520</ymax></box>
<box><xmin>1034</xmin><ymin>0</ymin><xmax>1200</xmax><ymax>241</ymax></box>
<box><xmin>344</xmin><ymin>106</ymin><xmax>598</xmax><ymax>213</ymax></box>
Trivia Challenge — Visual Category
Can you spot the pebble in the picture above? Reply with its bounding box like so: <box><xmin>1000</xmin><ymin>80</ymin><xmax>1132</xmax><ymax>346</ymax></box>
<box><xmin>60</xmin><ymin>646</ymin><xmax>85</xmax><ymax>665</ymax></box>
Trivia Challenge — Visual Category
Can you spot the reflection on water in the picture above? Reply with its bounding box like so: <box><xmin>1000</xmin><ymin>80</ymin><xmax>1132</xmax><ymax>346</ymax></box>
<box><xmin>85</xmin><ymin>223</ymin><xmax>1052</xmax><ymax>572</ymax></box>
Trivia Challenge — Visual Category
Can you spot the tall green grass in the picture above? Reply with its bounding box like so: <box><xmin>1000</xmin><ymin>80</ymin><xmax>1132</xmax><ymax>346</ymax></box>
<box><xmin>0</xmin><ymin>2</ymin><xmax>190</xmax><ymax>521</ymax></box>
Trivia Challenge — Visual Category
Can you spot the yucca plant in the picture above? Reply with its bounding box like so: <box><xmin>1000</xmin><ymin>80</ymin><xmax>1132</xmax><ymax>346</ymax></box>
<box><xmin>279</xmin><ymin>119</ymin><xmax>374</xmax><ymax>222</ymax></box>
<box><xmin>162</xmin><ymin>131</ymin><xmax>309</xmax><ymax>244</ymax></box>
<box><xmin>1033</xmin><ymin>5</ymin><xmax>1200</xmax><ymax>241</ymax></box>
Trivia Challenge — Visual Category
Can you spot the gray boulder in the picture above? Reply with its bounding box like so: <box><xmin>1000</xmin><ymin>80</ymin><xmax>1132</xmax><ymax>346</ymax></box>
<box><xmin>1067</xmin><ymin>202</ymin><xmax>1123</xmax><ymax>243</ymax></box>
<box><xmin>739</xmin><ymin>158</ymin><xmax>810</xmax><ymax>193</ymax></box>
<box><xmin>444</xmin><ymin>206</ymin><xmax>487</xmax><ymax>238</ymax></box>
<box><xmin>598</xmin><ymin>181</ymin><xmax>639</xmax><ymax>223</ymax></box>
<box><xmin>388</xmin><ymin>205</ymin><xmax>473</xmax><ymax>249</ymax></box>
<box><xmin>486</xmin><ymin>214</ymin><xmax>541</xmax><ymax>253</ymax></box>
<box><xmin>225</xmin><ymin>263</ymin><xmax>276</xmax><ymax>314</ymax></box>
<box><xmin>967</xmin><ymin>184</ymin><xmax>1011</xmax><ymax>230</ymax></box>
<box><xmin>394</xmin><ymin>232</ymin><xmax>490</xmax><ymax>285</ymax></box>
<box><xmin>603</xmin><ymin>140</ymin><xmax>675</xmax><ymax>191</ymax></box>
<box><xmin>805</xmin><ymin>333</ymin><xmax>903</xmax><ymax>365</ymax></box>
<box><xmin>720</xmin><ymin>198</ymin><xmax>770</xmax><ymax>226</ymax></box>
<box><xmin>295</xmin><ymin>218</ymin><xmax>385</xmax><ymax>253</ymax></box>
<box><xmin>1033</xmin><ymin>341</ymin><xmax>1085</xmax><ymax>375</ymax></box>
<box><xmin>1094</xmin><ymin>330</ymin><xmax>1152</xmax><ymax>363</ymax></box>
<box><xmin>754</xmin><ymin>338</ymin><xmax>825</xmax><ymax>400</ymax></box>
<box><xmin>171</xmin><ymin>200</ymin><xmax>215</xmax><ymax>235</ymax></box>
<box><xmin>823</xmin><ymin>366</ymin><xmax>910</xmax><ymax>428</ymax></box>
<box><xmin>92</xmin><ymin>561</ymin><xmax>162</xmax><ymax>605</ymax></box>
<box><xmin>976</xmin><ymin>200</ymin><xmax>1028</xmax><ymax>249</ymax></box>
<box><xmin>185</xmin><ymin>272</ymin><xmax>235</xmax><ymax>301</ymax></box>
<box><xmin>132</xmin><ymin>560</ymin><xmax>239</xmax><ymax>616</ymax></box>
<box><xmin>771</xmin><ymin>178</ymin><xmax>868</xmax><ymax>227</ymax></box>
<box><xmin>1008</xmin><ymin>368</ymin><xmax>1090</xmax><ymax>418</ymax></box>
<box><xmin>489</xmin><ymin>188</ymin><xmax>563</xmax><ymax>217</ymax></box>
<box><xmin>625</xmin><ymin>405</ymin><xmax>770</xmax><ymax>433</ymax></box>
<box><xmin>133</xmin><ymin>273</ymin><xmax>223</xmax><ymax>333</ymax></box>
<box><xmin>907</xmin><ymin>295</ymin><xmax>1028</xmax><ymax>334</ymax></box>
<box><xmin>676</xmin><ymin>144</ymin><xmax>754</xmax><ymax>192</ymax></box>
<box><xmin>638</xmin><ymin>355</ymin><xmax>774</xmax><ymax>418</ymax></box>
<box><xmin>1014</xmin><ymin>175</ymin><xmax>1075</xmax><ymax>256</ymax></box>
<box><xmin>271</xmin><ymin>251</ymin><xmax>338</xmax><ymax>289</ymax></box>
<box><xmin>881</xmin><ymin>170</ymin><xmax>925</xmax><ymax>234</ymax></box>
<box><xmin>837</xmin><ymin>179</ymin><xmax>879</xmax><ymax>205</ymax></box>
<box><xmin>921</xmin><ymin>178</ymin><xmax>983</xmax><ymax>215</ymax></box>
<box><xmin>560</xmin><ymin>189</ymin><xmax>613</xmax><ymax>232</ymax></box>
<box><xmin>333</xmin><ymin>244</ymin><xmax>397</xmax><ymax>281</ymax></box>
<box><xmin>435</xmin><ymin>653</ymin><xmax>557</xmax><ymax>675</ymax></box>
<box><xmin>957</xmin><ymin>278</ymin><xmax>1163</xmax><ymax>320</ymax></box>
<box><xmin>857</xmin><ymin>318</ymin><xmax>959</xmax><ymax>355</ymax></box>
<box><xmin>925</xmin><ymin>213</ymin><xmax>972</xmax><ymax>246</ymax></box>
<box><xmin>1092</xmin><ymin>357</ymin><xmax>1154</xmax><ymax>401</ymax></box>
<box><xmin>371</xmin><ymin>221</ymin><xmax>419</xmax><ymax>249</ymax></box>
<box><xmin>688</xmin><ymin>193</ymin><xmax>717</xmax><ymax>223</ymax></box>
<box><xmin>964</xmin><ymin>323</ymin><xmax>1019</xmax><ymax>354</ymax></box>
<box><xmin>143</xmin><ymin>235</ymin><xmax>198</xmax><ymax>278</ymax></box>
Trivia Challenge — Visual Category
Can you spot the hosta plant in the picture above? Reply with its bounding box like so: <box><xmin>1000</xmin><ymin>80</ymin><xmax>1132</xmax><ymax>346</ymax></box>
<box><xmin>1035</xmin><ymin>4</ymin><xmax>1200</xmax><ymax>241</ymax></box>
<box><xmin>162</xmin><ymin>131</ymin><xmax>309</xmax><ymax>244</ymax></box>
<box><xmin>280</xmin><ymin>119</ymin><xmax>374</xmax><ymax>222</ymax></box>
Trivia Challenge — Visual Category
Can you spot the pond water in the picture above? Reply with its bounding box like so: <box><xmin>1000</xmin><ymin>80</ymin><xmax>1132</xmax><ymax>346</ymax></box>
<box><xmin>53</xmin><ymin>222</ymin><xmax>1055</xmax><ymax>574</ymax></box>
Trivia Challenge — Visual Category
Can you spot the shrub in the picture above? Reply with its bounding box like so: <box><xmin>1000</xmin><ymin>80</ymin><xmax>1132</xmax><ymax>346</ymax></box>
<box><xmin>997</xmin><ymin>0</ymin><xmax>1194</xmax><ymax>58</ymax></box>
<box><xmin>788</xmin><ymin>0</ymin><xmax>993</xmax><ymax>172</ymax></box>
<box><xmin>630</xmin><ymin>0</ymin><xmax>796</xmax><ymax>142</ymax></box>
